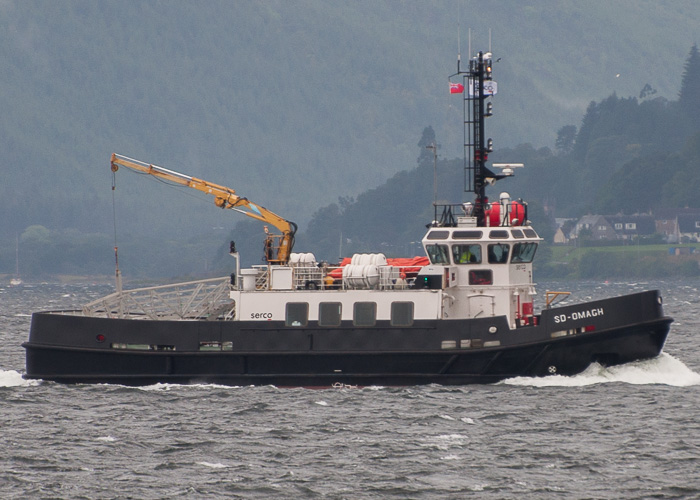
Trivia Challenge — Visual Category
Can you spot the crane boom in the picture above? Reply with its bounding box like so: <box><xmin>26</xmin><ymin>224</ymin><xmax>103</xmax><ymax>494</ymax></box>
<box><xmin>110</xmin><ymin>153</ymin><xmax>297</xmax><ymax>264</ymax></box>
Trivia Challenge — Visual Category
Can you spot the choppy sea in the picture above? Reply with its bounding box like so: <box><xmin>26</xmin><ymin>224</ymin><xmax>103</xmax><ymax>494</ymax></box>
<box><xmin>1</xmin><ymin>280</ymin><xmax>698</xmax><ymax>499</ymax></box>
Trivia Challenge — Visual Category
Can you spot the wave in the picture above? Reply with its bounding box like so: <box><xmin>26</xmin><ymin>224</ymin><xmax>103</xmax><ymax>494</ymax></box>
<box><xmin>501</xmin><ymin>353</ymin><xmax>700</xmax><ymax>387</ymax></box>
<box><xmin>196</xmin><ymin>461</ymin><xmax>228</xmax><ymax>469</ymax></box>
<box><xmin>132</xmin><ymin>382</ymin><xmax>244</xmax><ymax>391</ymax></box>
<box><xmin>0</xmin><ymin>369</ymin><xmax>40</xmax><ymax>387</ymax></box>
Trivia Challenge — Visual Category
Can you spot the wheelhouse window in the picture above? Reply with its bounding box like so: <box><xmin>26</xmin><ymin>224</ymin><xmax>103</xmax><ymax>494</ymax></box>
<box><xmin>426</xmin><ymin>230</ymin><xmax>449</xmax><ymax>240</ymax></box>
<box><xmin>426</xmin><ymin>244</ymin><xmax>450</xmax><ymax>265</ymax></box>
<box><xmin>489</xmin><ymin>230</ymin><xmax>509</xmax><ymax>239</ymax></box>
<box><xmin>391</xmin><ymin>302</ymin><xmax>414</xmax><ymax>327</ymax></box>
<box><xmin>511</xmin><ymin>242</ymin><xmax>538</xmax><ymax>263</ymax></box>
<box><xmin>285</xmin><ymin>302</ymin><xmax>308</xmax><ymax>327</ymax></box>
<box><xmin>353</xmin><ymin>302</ymin><xmax>377</xmax><ymax>327</ymax></box>
<box><xmin>469</xmin><ymin>270</ymin><xmax>493</xmax><ymax>285</ymax></box>
<box><xmin>452</xmin><ymin>244</ymin><xmax>482</xmax><ymax>264</ymax></box>
<box><xmin>452</xmin><ymin>230</ymin><xmax>483</xmax><ymax>239</ymax></box>
<box><xmin>318</xmin><ymin>302</ymin><xmax>342</xmax><ymax>327</ymax></box>
<box><xmin>523</xmin><ymin>228</ymin><xmax>538</xmax><ymax>238</ymax></box>
<box><xmin>487</xmin><ymin>243</ymin><xmax>510</xmax><ymax>264</ymax></box>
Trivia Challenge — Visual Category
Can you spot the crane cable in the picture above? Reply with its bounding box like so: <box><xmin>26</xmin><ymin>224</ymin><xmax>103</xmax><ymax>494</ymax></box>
<box><xmin>111</xmin><ymin>168</ymin><xmax>123</xmax><ymax>294</ymax></box>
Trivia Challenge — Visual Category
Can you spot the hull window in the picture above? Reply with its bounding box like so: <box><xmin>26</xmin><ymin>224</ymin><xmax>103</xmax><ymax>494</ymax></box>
<box><xmin>353</xmin><ymin>302</ymin><xmax>377</xmax><ymax>327</ymax></box>
<box><xmin>285</xmin><ymin>302</ymin><xmax>309</xmax><ymax>327</ymax></box>
<box><xmin>319</xmin><ymin>302</ymin><xmax>342</xmax><ymax>327</ymax></box>
<box><xmin>391</xmin><ymin>302</ymin><xmax>414</xmax><ymax>327</ymax></box>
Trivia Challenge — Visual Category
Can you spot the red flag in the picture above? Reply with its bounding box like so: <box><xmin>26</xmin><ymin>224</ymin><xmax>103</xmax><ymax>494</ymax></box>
<box><xmin>449</xmin><ymin>82</ymin><xmax>464</xmax><ymax>94</ymax></box>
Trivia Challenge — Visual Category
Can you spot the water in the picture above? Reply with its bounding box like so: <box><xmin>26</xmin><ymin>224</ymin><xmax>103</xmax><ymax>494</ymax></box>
<box><xmin>1</xmin><ymin>281</ymin><xmax>699</xmax><ymax>499</ymax></box>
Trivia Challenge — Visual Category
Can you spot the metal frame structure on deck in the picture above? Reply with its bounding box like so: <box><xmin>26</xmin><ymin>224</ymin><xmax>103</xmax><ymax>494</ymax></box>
<box><xmin>82</xmin><ymin>277</ymin><xmax>235</xmax><ymax>320</ymax></box>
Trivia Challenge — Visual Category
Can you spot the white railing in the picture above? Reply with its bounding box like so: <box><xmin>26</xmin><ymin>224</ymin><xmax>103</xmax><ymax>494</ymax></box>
<box><xmin>82</xmin><ymin>277</ymin><xmax>235</xmax><ymax>320</ymax></box>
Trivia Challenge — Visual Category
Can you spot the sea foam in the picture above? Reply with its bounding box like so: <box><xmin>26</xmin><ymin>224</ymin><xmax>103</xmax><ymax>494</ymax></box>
<box><xmin>0</xmin><ymin>369</ymin><xmax>40</xmax><ymax>387</ymax></box>
<box><xmin>197</xmin><ymin>461</ymin><xmax>228</xmax><ymax>469</ymax></box>
<box><xmin>501</xmin><ymin>353</ymin><xmax>700</xmax><ymax>387</ymax></box>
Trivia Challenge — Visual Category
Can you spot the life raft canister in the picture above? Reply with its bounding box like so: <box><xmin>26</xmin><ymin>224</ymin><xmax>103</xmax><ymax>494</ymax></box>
<box><xmin>484</xmin><ymin>198</ymin><xmax>526</xmax><ymax>226</ymax></box>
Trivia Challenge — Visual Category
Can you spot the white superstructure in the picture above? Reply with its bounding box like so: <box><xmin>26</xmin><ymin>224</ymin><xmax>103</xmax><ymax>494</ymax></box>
<box><xmin>229</xmin><ymin>210</ymin><xmax>541</xmax><ymax>329</ymax></box>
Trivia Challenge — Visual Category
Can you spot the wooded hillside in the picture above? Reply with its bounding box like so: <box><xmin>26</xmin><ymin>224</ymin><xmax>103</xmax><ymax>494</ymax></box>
<box><xmin>296</xmin><ymin>45</ymin><xmax>700</xmax><ymax>266</ymax></box>
<box><xmin>1</xmin><ymin>1</ymin><xmax>699</xmax><ymax>277</ymax></box>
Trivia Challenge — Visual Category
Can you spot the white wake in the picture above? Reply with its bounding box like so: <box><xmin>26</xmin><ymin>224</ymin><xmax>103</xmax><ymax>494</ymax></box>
<box><xmin>0</xmin><ymin>369</ymin><xmax>40</xmax><ymax>387</ymax></box>
<box><xmin>501</xmin><ymin>353</ymin><xmax>700</xmax><ymax>387</ymax></box>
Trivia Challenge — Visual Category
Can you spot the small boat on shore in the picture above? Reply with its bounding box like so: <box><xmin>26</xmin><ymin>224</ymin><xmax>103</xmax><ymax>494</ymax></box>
<box><xmin>23</xmin><ymin>51</ymin><xmax>672</xmax><ymax>386</ymax></box>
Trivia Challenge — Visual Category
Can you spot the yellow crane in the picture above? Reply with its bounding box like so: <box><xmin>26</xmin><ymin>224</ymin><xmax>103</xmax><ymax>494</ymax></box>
<box><xmin>110</xmin><ymin>153</ymin><xmax>297</xmax><ymax>264</ymax></box>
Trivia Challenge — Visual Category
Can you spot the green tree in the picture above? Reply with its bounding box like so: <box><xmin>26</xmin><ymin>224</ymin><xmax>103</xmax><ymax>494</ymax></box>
<box><xmin>573</xmin><ymin>101</ymin><xmax>599</xmax><ymax>160</ymax></box>
<box><xmin>597</xmin><ymin>153</ymin><xmax>678</xmax><ymax>214</ymax></box>
<box><xmin>678</xmin><ymin>44</ymin><xmax>700</xmax><ymax>122</ymax></box>
<box><xmin>417</xmin><ymin>126</ymin><xmax>437</xmax><ymax>167</ymax></box>
<box><xmin>21</xmin><ymin>225</ymin><xmax>51</xmax><ymax>245</ymax></box>
<box><xmin>555</xmin><ymin>125</ymin><xmax>576</xmax><ymax>155</ymax></box>
<box><xmin>662</xmin><ymin>133</ymin><xmax>700</xmax><ymax>208</ymax></box>
<box><xmin>639</xmin><ymin>83</ymin><xmax>657</xmax><ymax>100</ymax></box>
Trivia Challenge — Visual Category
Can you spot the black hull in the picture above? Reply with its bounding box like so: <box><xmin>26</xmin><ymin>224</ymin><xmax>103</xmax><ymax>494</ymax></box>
<box><xmin>23</xmin><ymin>290</ymin><xmax>672</xmax><ymax>386</ymax></box>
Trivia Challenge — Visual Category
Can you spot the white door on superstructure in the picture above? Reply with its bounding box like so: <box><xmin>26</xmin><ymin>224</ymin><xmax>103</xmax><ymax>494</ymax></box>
<box><xmin>469</xmin><ymin>295</ymin><xmax>495</xmax><ymax>318</ymax></box>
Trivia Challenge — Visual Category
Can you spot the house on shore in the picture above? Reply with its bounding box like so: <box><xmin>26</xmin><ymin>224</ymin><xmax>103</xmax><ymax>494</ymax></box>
<box><xmin>569</xmin><ymin>215</ymin><xmax>616</xmax><ymax>241</ymax></box>
<box><xmin>653</xmin><ymin>208</ymin><xmax>700</xmax><ymax>243</ymax></box>
<box><xmin>568</xmin><ymin>214</ymin><xmax>655</xmax><ymax>242</ymax></box>
<box><xmin>553</xmin><ymin>218</ymin><xmax>576</xmax><ymax>244</ymax></box>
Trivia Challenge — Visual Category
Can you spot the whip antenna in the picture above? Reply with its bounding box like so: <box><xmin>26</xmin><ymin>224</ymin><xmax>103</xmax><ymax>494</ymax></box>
<box><xmin>457</xmin><ymin>6</ymin><xmax>461</xmax><ymax>71</ymax></box>
<box><xmin>468</xmin><ymin>28</ymin><xmax>471</xmax><ymax>61</ymax></box>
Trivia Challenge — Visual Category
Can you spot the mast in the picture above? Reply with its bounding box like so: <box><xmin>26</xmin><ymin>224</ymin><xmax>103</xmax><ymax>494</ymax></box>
<box><xmin>445</xmin><ymin>50</ymin><xmax>501</xmax><ymax>227</ymax></box>
<box><xmin>462</xmin><ymin>51</ymin><xmax>496</xmax><ymax>226</ymax></box>
<box><xmin>439</xmin><ymin>49</ymin><xmax>520</xmax><ymax>228</ymax></box>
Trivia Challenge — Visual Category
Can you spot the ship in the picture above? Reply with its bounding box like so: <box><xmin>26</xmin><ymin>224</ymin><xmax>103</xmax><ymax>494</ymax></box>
<box><xmin>23</xmin><ymin>51</ymin><xmax>672</xmax><ymax>386</ymax></box>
